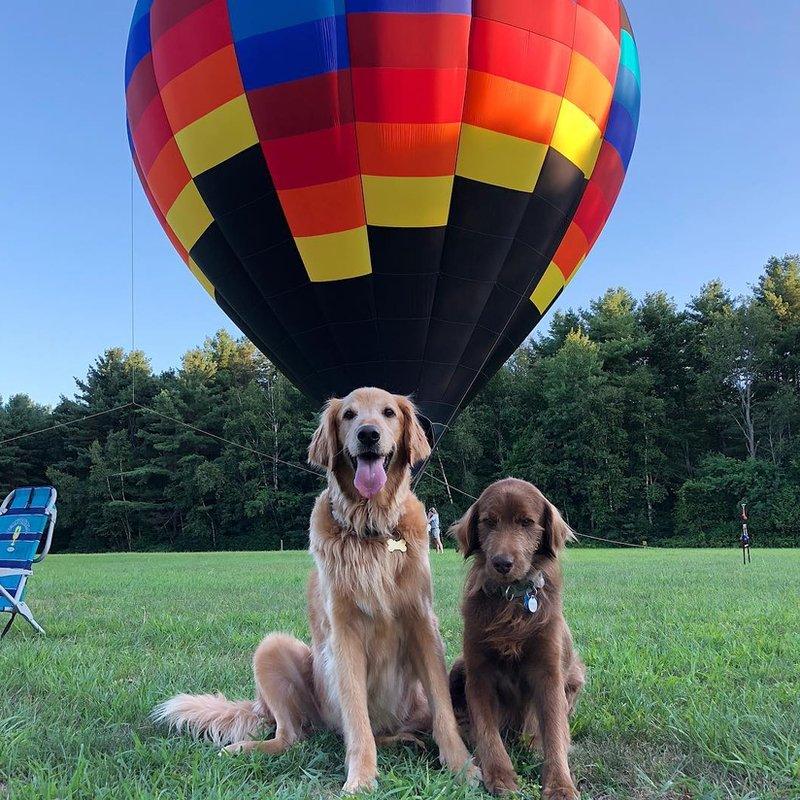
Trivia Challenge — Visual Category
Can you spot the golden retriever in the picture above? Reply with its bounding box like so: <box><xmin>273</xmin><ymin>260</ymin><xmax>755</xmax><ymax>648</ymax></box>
<box><xmin>153</xmin><ymin>388</ymin><xmax>478</xmax><ymax>793</ymax></box>
<box><xmin>448</xmin><ymin>479</ymin><xmax>585</xmax><ymax>799</ymax></box>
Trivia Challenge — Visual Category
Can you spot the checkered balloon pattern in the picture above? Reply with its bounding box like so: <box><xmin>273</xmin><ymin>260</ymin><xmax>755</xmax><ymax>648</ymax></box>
<box><xmin>126</xmin><ymin>0</ymin><xmax>641</xmax><ymax>434</ymax></box>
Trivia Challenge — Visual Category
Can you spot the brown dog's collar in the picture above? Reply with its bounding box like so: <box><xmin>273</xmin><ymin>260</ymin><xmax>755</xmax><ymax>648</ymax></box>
<box><xmin>484</xmin><ymin>571</ymin><xmax>545</xmax><ymax>613</ymax></box>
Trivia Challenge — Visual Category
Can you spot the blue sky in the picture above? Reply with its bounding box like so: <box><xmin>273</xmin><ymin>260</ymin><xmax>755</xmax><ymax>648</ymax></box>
<box><xmin>1</xmin><ymin>1</ymin><xmax>798</xmax><ymax>406</ymax></box>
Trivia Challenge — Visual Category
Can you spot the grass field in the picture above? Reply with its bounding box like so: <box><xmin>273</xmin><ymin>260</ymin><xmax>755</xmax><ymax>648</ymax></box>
<box><xmin>0</xmin><ymin>549</ymin><xmax>797</xmax><ymax>800</ymax></box>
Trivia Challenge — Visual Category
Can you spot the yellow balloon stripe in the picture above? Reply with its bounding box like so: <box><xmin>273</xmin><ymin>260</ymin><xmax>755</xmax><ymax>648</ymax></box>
<box><xmin>361</xmin><ymin>175</ymin><xmax>454</xmax><ymax>228</ymax></box>
<box><xmin>174</xmin><ymin>96</ymin><xmax>259</xmax><ymax>177</ymax></box>
<box><xmin>456</xmin><ymin>125</ymin><xmax>549</xmax><ymax>193</ymax></box>
<box><xmin>294</xmin><ymin>226</ymin><xmax>372</xmax><ymax>282</ymax></box>
<box><xmin>530</xmin><ymin>263</ymin><xmax>566</xmax><ymax>314</ymax></box>
<box><xmin>166</xmin><ymin>182</ymin><xmax>213</xmax><ymax>251</ymax></box>
<box><xmin>550</xmin><ymin>100</ymin><xmax>604</xmax><ymax>179</ymax></box>
<box><xmin>188</xmin><ymin>258</ymin><xmax>215</xmax><ymax>297</ymax></box>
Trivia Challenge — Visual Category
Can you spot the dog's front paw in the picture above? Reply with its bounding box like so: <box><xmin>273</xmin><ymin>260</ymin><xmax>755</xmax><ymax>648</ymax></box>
<box><xmin>462</xmin><ymin>761</ymin><xmax>482</xmax><ymax>787</ymax></box>
<box><xmin>342</xmin><ymin>772</ymin><xmax>378</xmax><ymax>795</ymax></box>
<box><xmin>482</xmin><ymin>763</ymin><xmax>520</xmax><ymax>795</ymax></box>
<box><xmin>440</xmin><ymin>741</ymin><xmax>481</xmax><ymax>786</ymax></box>
<box><xmin>442</xmin><ymin>755</ymin><xmax>482</xmax><ymax>786</ymax></box>
<box><xmin>543</xmin><ymin>783</ymin><xmax>579</xmax><ymax>800</ymax></box>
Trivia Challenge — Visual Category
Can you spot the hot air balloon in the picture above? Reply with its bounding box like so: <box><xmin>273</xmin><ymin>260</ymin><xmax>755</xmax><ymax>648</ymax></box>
<box><xmin>125</xmin><ymin>0</ymin><xmax>640</xmax><ymax>438</ymax></box>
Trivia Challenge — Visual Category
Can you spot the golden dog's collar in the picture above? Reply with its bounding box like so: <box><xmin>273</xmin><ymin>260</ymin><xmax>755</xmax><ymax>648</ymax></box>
<box><xmin>329</xmin><ymin>500</ymin><xmax>406</xmax><ymax>552</ymax></box>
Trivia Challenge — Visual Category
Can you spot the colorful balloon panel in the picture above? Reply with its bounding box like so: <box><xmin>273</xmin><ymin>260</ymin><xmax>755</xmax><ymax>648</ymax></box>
<box><xmin>126</xmin><ymin>0</ymin><xmax>641</xmax><ymax>435</ymax></box>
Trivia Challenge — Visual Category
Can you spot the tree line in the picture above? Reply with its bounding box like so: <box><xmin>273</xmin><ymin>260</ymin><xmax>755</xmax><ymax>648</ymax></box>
<box><xmin>1</xmin><ymin>255</ymin><xmax>798</xmax><ymax>551</ymax></box>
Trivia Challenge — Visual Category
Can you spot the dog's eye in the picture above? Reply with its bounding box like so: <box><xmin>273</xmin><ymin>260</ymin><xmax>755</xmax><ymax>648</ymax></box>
<box><xmin>343</xmin><ymin>409</ymin><xmax>356</xmax><ymax>421</ymax></box>
<box><xmin>481</xmin><ymin>517</ymin><xmax>497</xmax><ymax>529</ymax></box>
<box><xmin>520</xmin><ymin>517</ymin><xmax>534</xmax><ymax>527</ymax></box>
<box><xmin>383</xmin><ymin>407</ymin><xmax>396</xmax><ymax>418</ymax></box>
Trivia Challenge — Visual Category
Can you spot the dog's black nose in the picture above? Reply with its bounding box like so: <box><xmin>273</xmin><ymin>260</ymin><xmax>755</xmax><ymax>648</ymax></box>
<box><xmin>492</xmin><ymin>555</ymin><xmax>514</xmax><ymax>575</ymax></box>
<box><xmin>357</xmin><ymin>425</ymin><xmax>380</xmax><ymax>446</ymax></box>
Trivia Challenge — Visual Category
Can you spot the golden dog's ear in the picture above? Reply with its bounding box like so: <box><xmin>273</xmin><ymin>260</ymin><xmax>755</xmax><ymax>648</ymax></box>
<box><xmin>397</xmin><ymin>396</ymin><xmax>431</xmax><ymax>466</ymax></box>
<box><xmin>540</xmin><ymin>500</ymin><xmax>575</xmax><ymax>558</ymax></box>
<box><xmin>450</xmin><ymin>502</ymin><xmax>480</xmax><ymax>558</ymax></box>
<box><xmin>308</xmin><ymin>398</ymin><xmax>341</xmax><ymax>470</ymax></box>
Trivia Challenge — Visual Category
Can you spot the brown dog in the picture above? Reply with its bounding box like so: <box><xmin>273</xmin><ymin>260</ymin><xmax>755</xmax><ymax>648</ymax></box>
<box><xmin>449</xmin><ymin>478</ymin><xmax>585</xmax><ymax>799</ymax></box>
<box><xmin>154</xmin><ymin>388</ymin><xmax>478</xmax><ymax>793</ymax></box>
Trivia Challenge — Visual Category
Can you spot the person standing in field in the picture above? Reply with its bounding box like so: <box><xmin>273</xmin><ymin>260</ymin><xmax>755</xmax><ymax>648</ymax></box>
<box><xmin>427</xmin><ymin>507</ymin><xmax>443</xmax><ymax>553</ymax></box>
<box><xmin>740</xmin><ymin>529</ymin><xmax>751</xmax><ymax>564</ymax></box>
<box><xmin>740</xmin><ymin>502</ymin><xmax>751</xmax><ymax>564</ymax></box>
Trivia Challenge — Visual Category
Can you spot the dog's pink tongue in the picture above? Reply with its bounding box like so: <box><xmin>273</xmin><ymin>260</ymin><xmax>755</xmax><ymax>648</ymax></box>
<box><xmin>354</xmin><ymin>456</ymin><xmax>387</xmax><ymax>499</ymax></box>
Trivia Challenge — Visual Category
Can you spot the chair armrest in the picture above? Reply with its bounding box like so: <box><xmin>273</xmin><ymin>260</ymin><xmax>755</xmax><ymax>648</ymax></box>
<box><xmin>0</xmin><ymin>491</ymin><xmax>13</xmax><ymax>514</ymax></box>
<box><xmin>0</xmin><ymin>567</ymin><xmax>32</xmax><ymax>577</ymax></box>
<box><xmin>33</xmin><ymin>508</ymin><xmax>56</xmax><ymax>563</ymax></box>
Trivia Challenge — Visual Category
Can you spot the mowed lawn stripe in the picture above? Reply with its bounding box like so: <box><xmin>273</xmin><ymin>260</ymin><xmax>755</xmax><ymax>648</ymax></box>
<box><xmin>0</xmin><ymin>549</ymin><xmax>797</xmax><ymax>799</ymax></box>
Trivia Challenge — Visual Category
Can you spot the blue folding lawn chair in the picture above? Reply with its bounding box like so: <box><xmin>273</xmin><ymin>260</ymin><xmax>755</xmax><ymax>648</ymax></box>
<box><xmin>0</xmin><ymin>486</ymin><xmax>57</xmax><ymax>638</ymax></box>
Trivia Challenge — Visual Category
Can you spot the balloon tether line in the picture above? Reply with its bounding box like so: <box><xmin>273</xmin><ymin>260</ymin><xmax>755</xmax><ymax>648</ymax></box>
<box><xmin>129</xmin><ymin>401</ymin><xmax>323</xmax><ymax>479</ymax></box>
<box><xmin>130</xmin><ymin>161</ymin><xmax>136</xmax><ymax>405</ymax></box>
<box><xmin>436</xmin><ymin>450</ymin><xmax>453</xmax><ymax>504</ymax></box>
<box><xmin>0</xmin><ymin>404</ymin><xmax>137</xmax><ymax>447</ymax></box>
<box><xmin>0</xmin><ymin>410</ymin><xmax>639</xmax><ymax>547</ymax></box>
<box><xmin>0</xmin><ymin>168</ymin><xmax>642</xmax><ymax>549</ymax></box>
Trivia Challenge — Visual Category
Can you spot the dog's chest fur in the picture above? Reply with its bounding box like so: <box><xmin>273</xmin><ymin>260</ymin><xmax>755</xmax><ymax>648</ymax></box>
<box><xmin>314</xmin><ymin>527</ymin><xmax>414</xmax><ymax>616</ymax></box>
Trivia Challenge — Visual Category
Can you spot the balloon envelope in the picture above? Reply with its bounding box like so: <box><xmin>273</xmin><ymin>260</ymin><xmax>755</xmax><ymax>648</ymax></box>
<box><xmin>126</xmin><ymin>0</ymin><xmax>640</xmax><ymax>436</ymax></box>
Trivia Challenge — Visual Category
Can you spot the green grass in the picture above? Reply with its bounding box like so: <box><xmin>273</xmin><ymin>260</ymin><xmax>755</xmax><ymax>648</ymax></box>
<box><xmin>1</xmin><ymin>549</ymin><xmax>798</xmax><ymax>800</ymax></box>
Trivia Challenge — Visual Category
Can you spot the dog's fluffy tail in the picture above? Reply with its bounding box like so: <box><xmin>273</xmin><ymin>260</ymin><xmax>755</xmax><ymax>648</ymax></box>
<box><xmin>152</xmin><ymin>693</ymin><xmax>270</xmax><ymax>746</ymax></box>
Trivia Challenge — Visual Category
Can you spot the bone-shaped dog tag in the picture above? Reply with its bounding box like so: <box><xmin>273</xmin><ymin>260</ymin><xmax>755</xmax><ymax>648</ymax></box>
<box><xmin>387</xmin><ymin>538</ymin><xmax>407</xmax><ymax>553</ymax></box>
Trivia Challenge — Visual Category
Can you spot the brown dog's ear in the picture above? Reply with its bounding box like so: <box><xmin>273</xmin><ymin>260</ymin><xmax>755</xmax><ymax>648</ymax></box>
<box><xmin>540</xmin><ymin>500</ymin><xmax>575</xmax><ymax>558</ymax></box>
<box><xmin>308</xmin><ymin>398</ymin><xmax>342</xmax><ymax>470</ymax></box>
<box><xmin>450</xmin><ymin>502</ymin><xmax>480</xmax><ymax>558</ymax></box>
<box><xmin>397</xmin><ymin>396</ymin><xmax>432</xmax><ymax>467</ymax></box>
